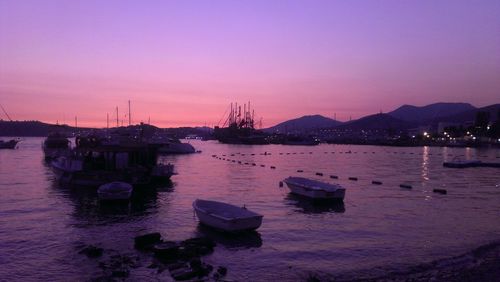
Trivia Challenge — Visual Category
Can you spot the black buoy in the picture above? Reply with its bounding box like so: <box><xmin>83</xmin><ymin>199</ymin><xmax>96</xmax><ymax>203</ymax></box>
<box><xmin>330</xmin><ymin>175</ymin><xmax>338</xmax><ymax>179</ymax></box>
<box><xmin>261</xmin><ymin>165</ymin><xmax>265</xmax><ymax>167</ymax></box>
<box><xmin>270</xmin><ymin>166</ymin><xmax>276</xmax><ymax>169</ymax></box>
<box><xmin>433</xmin><ymin>188</ymin><xmax>447</xmax><ymax>195</ymax></box>
<box><xmin>297</xmin><ymin>170</ymin><xmax>304</xmax><ymax>172</ymax></box>
<box><xmin>372</xmin><ymin>181</ymin><xmax>382</xmax><ymax>185</ymax></box>
<box><xmin>316</xmin><ymin>172</ymin><xmax>323</xmax><ymax>176</ymax></box>
<box><xmin>348</xmin><ymin>177</ymin><xmax>358</xmax><ymax>181</ymax></box>
<box><xmin>400</xmin><ymin>184</ymin><xmax>412</xmax><ymax>189</ymax></box>
<box><xmin>252</xmin><ymin>163</ymin><xmax>256</xmax><ymax>166</ymax></box>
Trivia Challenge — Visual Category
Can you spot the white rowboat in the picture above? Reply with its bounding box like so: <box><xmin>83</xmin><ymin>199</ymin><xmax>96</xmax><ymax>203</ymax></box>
<box><xmin>193</xmin><ymin>199</ymin><xmax>263</xmax><ymax>232</ymax></box>
<box><xmin>283</xmin><ymin>177</ymin><xmax>346</xmax><ymax>200</ymax></box>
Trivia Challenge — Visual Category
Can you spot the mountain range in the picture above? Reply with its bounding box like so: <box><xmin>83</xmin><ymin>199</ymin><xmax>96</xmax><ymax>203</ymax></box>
<box><xmin>265</xmin><ymin>102</ymin><xmax>500</xmax><ymax>133</ymax></box>
<box><xmin>1</xmin><ymin>103</ymin><xmax>499</xmax><ymax>136</ymax></box>
<box><xmin>264</xmin><ymin>114</ymin><xmax>342</xmax><ymax>133</ymax></box>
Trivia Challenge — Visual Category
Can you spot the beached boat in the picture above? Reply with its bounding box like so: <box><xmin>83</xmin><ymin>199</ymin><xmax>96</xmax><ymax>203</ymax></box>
<box><xmin>0</xmin><ymin>139</ymin><xmax>20</xmax><ymax>149</ymax></box>
<box><xmin>283</xmin><ymin>177</ymin><xmax>346</xmax><ymax>200</ymax></box>
<box><xmin>42</xmin><ymin>132</ymin><xmax>71</xmax><ymax>159</ymax></box>
<box><xmin>97</xmin><ymin>181</ymin><xmax>133</xmax><ymax>200</ymax></box>
<box><xmin>193</xmin><ymin>199</ymin><xmax>263</xmax><ymax>232</ymax></box>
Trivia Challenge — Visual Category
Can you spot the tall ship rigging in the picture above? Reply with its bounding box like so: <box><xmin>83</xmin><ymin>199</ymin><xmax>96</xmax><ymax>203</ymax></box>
<box><xmin>213</xmin><ymin>102</ymin><xmax>269</xmax><ymax>145</ymax></box>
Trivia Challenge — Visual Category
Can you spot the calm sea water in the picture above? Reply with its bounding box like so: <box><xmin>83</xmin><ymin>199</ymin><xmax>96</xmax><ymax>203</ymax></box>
<box><xmin>1</xmin><ymin>138</ymin><xmax>499</xmax><ymax>281</ymax></box>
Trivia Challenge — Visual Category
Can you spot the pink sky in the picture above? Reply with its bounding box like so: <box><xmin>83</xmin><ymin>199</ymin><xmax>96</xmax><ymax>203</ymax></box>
<box><xmin>1</xmin><ymin>0</ymin><xmax>499</xmax><ymax>128</ymax></box>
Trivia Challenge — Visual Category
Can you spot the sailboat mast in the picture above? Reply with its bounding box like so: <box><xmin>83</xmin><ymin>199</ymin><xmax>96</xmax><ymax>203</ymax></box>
<box><xmin>128</xmin><ymin>100</ymin><xmax>131</xmax><ymax>126</ymax></box>
<box><xmin>116</xmin><ymin>107</ymin><xmax>119</xmax><ymax>127</ymax></box>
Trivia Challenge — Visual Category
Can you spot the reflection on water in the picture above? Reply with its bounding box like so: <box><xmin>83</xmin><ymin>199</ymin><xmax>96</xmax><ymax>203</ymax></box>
<box><xmin>421</xmin><ymin>146</ymin><xmax>430</xmax><ymax>181</ymax></box>
<box><xmin>285</xmin><ymin>194</ymin><xmax>346</xmax><ymax>214</ymax></box>
<box><xmin>195</xmin><ymin>225</ymin><xmax>263</xmax><ymax>249</ymax></box>
<box><xmin>52</xmin><ymin>179</ymin><xmax>175</xmax><ymax>226</ymax></box>
<box><xmin>1</xmin><ymin>138</ymin><xmax>500</xmax><ymax>281</ymax></box>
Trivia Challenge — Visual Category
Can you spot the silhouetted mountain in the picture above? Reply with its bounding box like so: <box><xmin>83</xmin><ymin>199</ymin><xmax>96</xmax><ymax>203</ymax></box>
<box><xmin>335</xmin><ymin>113</ymin><xmax>415</xmax><ymax>131</ymax></box>
<box><xmin>265</xmin><ymin>115</ymin><xmax>342</xmax><ymax>133</ymax></box>
<box><xmin>0</xmin><ymin>120</ymin><xmax>82</xmax><ymax>136</ymax></box>
<box><xmin>0</xmin><ymin>120</ymin><xmax>215</xmax><ymax>138</ymax></box>
<box><xmin>388</xmin><ymin>103</ymin><xmax>475</xmax><ymax>123</ymax></box>
<box><xmin>431</xmin><ymin>104</ymin><xmax>500</xmax><ymax>124</ymax></box>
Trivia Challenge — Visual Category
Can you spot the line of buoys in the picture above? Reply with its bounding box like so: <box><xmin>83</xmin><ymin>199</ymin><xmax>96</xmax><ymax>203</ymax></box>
<box><xmin>400</xmin><ymin>184</ymin><xmax>412</xmax><ymax>189</ymax></box>
<box><xmin>316</xmin><ymin>172</ymin><xmax>323</xmax><ymax>176</ymax></box>
<box><xmin>372</xmin><ymin>181</ymin><xmax>382</xmax><ymax>185</ymax></box>
<box><xmin>348</xmin><ymin>177</ymin><xmax>358</xmax><ymax>181</ymax></box>
<box><xmin>297</xmin><ymin>170</ymin><xmax>304</xmax><ymax>173</ymax></box>
<box><xmin>433</xmin><ymin>188</ymin><xmax>447</xmax><ymax>194</ymax></box>
<box><xmin>330</xmin><ymin>175</ymin><xmax>338</xmax><ymax>179</ymax></box>
<box><xmin>270</xmin><ymin>166</ymin><xmax>276</xmax><ymax>169</ymax></box>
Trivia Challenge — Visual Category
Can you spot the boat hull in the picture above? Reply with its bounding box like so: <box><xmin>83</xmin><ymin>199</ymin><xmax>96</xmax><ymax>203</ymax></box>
<box><xmin>193</xmin><ymin>200</ymin><xmax>263</xmax><ymax>232</ymax></box>
<box><xmin>283</xmin><ymin>178</ymin><xmax>346</xmax><ymax>200</ymax></box>
<box><xmin>194</xmin><ymin>209</ymin><xmax>263</xmax><ymax>232</ymax></box>
<box><xmin>0</xmin><ymin>140</ymin><xmax>19</xmax><ymax>149</ymax></box>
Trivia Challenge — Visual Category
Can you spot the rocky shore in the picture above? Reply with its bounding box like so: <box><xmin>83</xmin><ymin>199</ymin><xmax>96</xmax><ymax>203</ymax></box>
<box><xmin>322</xmin><ymin>241</ymin><xmax>500</xmax><ymax>282</ymax></box>
<box><xmin>77</xmin><ymin>232</ymin><xmax>228</xmax><ymax>281</ymax></box>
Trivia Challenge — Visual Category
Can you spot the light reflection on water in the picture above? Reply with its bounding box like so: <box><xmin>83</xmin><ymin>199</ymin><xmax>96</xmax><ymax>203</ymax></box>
<box><xmin>0</xmin><ymin>138</ymin><xmax>499</xmax><ymax>281</ymax></box>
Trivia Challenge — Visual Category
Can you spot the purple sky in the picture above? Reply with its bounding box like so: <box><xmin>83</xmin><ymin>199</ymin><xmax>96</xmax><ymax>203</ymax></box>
<box><xmin>1</xmin><ymin>0</ymin><xmax>499</xmax><ymax>127</ymax></box>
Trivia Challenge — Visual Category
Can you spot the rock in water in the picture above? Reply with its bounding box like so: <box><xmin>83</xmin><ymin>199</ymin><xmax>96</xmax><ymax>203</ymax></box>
<box><xmin>153</xmin><ymin>241</ymin><xmax>180</xmax><ymax>261</ymax></box>
<box><xmin>134</xmin><ymin>232</ymin><xmax>162</xmax><ymax>249</ymax></box>
<box><xmin>78</xmin><ymin>245</ymin><xmax>103</xmax><ymax>258</ymax></box>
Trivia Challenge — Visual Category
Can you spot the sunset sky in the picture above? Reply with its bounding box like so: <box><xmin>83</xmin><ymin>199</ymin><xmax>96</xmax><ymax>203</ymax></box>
<box><xmin>1</xmin><ymin>0</ymin><xmax>499</xmax><ymax>128</ymax></box>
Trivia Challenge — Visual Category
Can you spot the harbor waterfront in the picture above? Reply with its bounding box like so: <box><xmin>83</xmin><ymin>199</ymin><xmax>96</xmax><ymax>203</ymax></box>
<box><xmin>1</xmin><ymin>138</ymin><xmax>499</xmax><ymax>281</ymax></box>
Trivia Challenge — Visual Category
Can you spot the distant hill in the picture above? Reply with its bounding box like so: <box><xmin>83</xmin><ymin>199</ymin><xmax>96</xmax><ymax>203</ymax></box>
<box><xmin>335</xmin><ymin>113</ymin><xmax>415</xmax><ymax>131</ymax></box>
<box><xmin>0</xmin><ymin>120</ymin><xmax>82</xmax><ymax>137</ymax></box>
<box><xmin>0</xmin><ymin>120</ymin><xmax>215</xmax><ymax>138</ymax></box>
<box><xmin>265</xmin><ymin>115</ymin><xmax>342</xmax><ymax>133</ymax></box>
<box><xmin>430</xmin><ymin>104</ymin><xmax>500</xmax><ymax>125</ymax></box>
<box><xmin>388</xmin><ymin>103</ymin><xmax>476</xmax><ymax>123</ymax></box>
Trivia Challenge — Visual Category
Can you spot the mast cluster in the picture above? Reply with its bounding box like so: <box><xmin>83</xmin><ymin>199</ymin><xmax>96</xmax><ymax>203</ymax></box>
<box><xmin>226</xmin><ymin>101</ymin><xmax>255</xmax><ymax>129</ymax></box>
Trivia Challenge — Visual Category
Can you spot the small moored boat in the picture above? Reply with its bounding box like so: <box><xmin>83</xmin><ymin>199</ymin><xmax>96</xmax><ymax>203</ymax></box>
<box><xmin>283</xmin><ymin>177</ymin><xmax>346</xmax><ymax>200</ymax></box>
<box><xmin>97</xmin><ymin>181</ymin><xmax>133</xmax><ymax>200</ymax></box>
<box><xmin>193</xmin><ymin>199</ymin><xmax>263</xmax><ymax>232</ymax></box>
<box><xmin>0</xmin><ymin>139</ymin><xmax>20</xmax><ymax>149</ymax></box>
